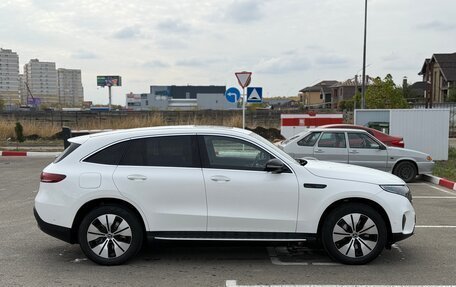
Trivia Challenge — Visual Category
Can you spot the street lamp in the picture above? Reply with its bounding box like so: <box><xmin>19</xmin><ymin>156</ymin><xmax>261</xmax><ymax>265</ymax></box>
<box><xmin>361</xmin><ymin>0</ymin><xmax>368</xmax><ymax>109</ymax></box>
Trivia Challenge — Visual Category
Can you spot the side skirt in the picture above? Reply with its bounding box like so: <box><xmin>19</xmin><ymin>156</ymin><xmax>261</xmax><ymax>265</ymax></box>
<box><xmin>147</xmin><ymin>231</ymin><xmax>317</xmax><ymax>242</ymax></box>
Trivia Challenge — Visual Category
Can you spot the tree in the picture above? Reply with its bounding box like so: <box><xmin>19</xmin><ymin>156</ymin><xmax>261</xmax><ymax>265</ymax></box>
<box><xmin>0</xmin><ymin>98</ymin><xmax>4</xmax><ymax>111</ymax></box>
<box><xmin>448</xmin><ymin>86</ymin><xmax>456</xmax><ymax>102</ymax></box>
<box><xmin>365</xmin><ymin>74</ymin><xmax>408</xmax><ymax>109</ymax></box>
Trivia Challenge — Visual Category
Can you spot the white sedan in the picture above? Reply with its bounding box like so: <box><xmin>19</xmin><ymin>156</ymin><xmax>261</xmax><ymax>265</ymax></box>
<box><xmin>35</xmin><ymin>126</ymin><xmax>415</xmax><ymax>265</ymax></box>
<box><xmin>278</xmin><ymin>128</ymin><xmax>434</xmax><ymax>182</ymax></box>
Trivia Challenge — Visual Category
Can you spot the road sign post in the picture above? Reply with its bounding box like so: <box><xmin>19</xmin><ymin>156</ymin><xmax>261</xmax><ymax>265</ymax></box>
<box><xmin>235</xmin><ymin>72</ymin><xmax>252</xmax><ymax>129</ymax></box>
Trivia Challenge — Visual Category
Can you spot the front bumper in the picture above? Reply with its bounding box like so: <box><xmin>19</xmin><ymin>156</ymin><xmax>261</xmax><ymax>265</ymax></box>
<box><xmin>34</xmin><ymin>207</ymin><xmax>74</xmax><ymax>244</ymax></box>
<box><xmin>417</xmin><ymin>161</ymin><xmax>434</xmax><ymax>174</ymax></box>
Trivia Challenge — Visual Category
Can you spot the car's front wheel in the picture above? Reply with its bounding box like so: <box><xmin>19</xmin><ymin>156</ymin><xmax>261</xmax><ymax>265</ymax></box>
<box><xmin>78</xmin><ymin>205</ymin><xmax>143</xmax><ymax>265</ymax></box>
<box><xmin>321</xmin><ymin>203</ymin><xmax>387</xmax><ymax>265</ymax></box>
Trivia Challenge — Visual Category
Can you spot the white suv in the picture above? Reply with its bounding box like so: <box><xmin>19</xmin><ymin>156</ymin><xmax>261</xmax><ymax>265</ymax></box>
<box><xmin>34</xmin><ymin>126</ymin><xmax>415</xmax><ymax>265</ymax></box>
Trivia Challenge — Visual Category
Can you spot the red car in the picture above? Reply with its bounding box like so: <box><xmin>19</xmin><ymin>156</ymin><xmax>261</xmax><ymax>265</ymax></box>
<box><xmin>320</xmin><ymin>124</ymin><xmax>404</xmax><ymax>148</ymax></box>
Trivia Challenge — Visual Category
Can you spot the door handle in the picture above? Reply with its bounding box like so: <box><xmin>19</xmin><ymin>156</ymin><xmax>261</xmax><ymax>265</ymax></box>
<box><xmin>314</xmin><ymin>149</ymin><xmax>324</xmax><ymax>153</ymax></box>
<box><xmin>127</xmin><ymin>174</ymin><xmax>147</xmax><ymax>181</ymax></box>
<box><xmin>349</xmin><ymin>150</ymin><xmax>359</xmax><ymax>154</ymax></box>
<box><xmin>210</xmin><ymin>175</ymin><xmax>231</xmax><ymax>182</ymax></box>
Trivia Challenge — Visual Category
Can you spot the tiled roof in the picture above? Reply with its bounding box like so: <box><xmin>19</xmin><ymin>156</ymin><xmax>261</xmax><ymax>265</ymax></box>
<box><xmin>433</xmin><ymin>53</ymin><xmax>456</xmax><ymax>81</ymax></box>
<box><xmin>299</xmin><ymin>80</ymin><xmax>339</xmax><ymax>92</ymax></box>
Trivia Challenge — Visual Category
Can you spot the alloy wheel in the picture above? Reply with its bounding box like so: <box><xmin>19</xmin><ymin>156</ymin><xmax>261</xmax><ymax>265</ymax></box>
<box><xmin>332</xmin><ymin>213</ymin><xmax>379</xmax><ymax>258</ymax></box>
<box><xmin>86</xmin><ymin>214</ymin><xmax>132</xmax><ymax>259</ymax></box>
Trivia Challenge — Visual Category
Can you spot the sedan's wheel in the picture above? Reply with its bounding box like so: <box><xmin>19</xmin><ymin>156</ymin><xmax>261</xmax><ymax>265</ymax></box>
<box><xmin>78</xmin><ymin>205</ymin><xmax>143</xmax><ymax>265</ymax></box>
<box><xmin>322</xmin><ymin>203</ymin><xmax>387</xmax><ymax>265</ymax></box>
<box><xmin>394</xmin><ymin>161</ymin><xmax>417</xmax><ymax>183</ymax></box>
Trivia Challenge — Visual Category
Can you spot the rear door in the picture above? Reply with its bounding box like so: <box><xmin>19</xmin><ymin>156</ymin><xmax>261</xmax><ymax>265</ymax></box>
<box><xmin>347</xmin><ymin>132</ymin><xmax>388</xmax><ymax>170</ymax></box>
<box><xmin>112</xmin><ymin>135</ymin><xmax>207</xmax><ymax>232</ymax></box>
<box><xmin>313</xmin><ymin>131</ymin><xmax>348</xmax><ymax>163</ymax></box>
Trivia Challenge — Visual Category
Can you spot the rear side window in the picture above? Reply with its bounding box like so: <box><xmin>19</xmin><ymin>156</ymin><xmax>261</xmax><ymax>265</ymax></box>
<box><xmin>298</xmin><ymin>132</ymin><xmax>321</xmax><ymax>146</ymax></box>
<box><xmin>84</xmin><ymin>141</ymin><xmax>129</xmax><ymax>165</ymax></box>
<box><xmin>54</xmin><ymin>143</ymin><xmax>80</xmax><ymax>163</ymax></box>
<box><xmin>120</xmin><ymin>136</ymin><xmax>199</xmax><ymax>168</ymax></box>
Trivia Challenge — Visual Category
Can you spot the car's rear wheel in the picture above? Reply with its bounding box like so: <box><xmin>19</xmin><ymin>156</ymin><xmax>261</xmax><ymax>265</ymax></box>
<box><xmin>394</xmin><ymin>161</ymin><xmax>417</xmax><ymax>183</ymax></box>
<box><xmin>78</xmin><ymin>205</ymin><xmax>143</xmax><ymax>265</ymax></box>
<box><xmin>321</xmin><ymin>203</ymin><xmax>387</xmax><ymax>265</ymax></box>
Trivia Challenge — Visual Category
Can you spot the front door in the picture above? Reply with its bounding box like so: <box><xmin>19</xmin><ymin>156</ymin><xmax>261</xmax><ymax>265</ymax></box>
<box><xmin>347</xmin><ymin>132</ymin><xmax>388</xmax><ymax>170</ymax></box>
<box><xmin>200</xmin><ymin>135</ymin><xmax>299</xmax><ymax>233</ymax></box>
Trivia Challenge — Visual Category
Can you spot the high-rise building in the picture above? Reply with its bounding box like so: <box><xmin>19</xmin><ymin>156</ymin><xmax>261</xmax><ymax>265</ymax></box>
<box><xmin>0</xmin><ymin>48</ymin><xmax>20</xmax><ymax>108</ymax></box>
<box><xmin>57</xmin><ymin>68</ymin><xmax>83</xmax><ymax>107</ymax></box>
<box><xmin>24</xmin><ymin>59</ymin><xmax>58</xmax><ymax>105</ymax></box>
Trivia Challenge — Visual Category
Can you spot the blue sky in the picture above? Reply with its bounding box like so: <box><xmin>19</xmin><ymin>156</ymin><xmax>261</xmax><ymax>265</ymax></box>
<box><xmin>1</xmin><ymin>0</ymin><xmax>455</xmax><ymax>105</ymax></box>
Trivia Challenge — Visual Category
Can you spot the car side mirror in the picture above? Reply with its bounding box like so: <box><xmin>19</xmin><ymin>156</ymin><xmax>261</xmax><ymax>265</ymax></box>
<box><xmin>379</xmin><ymin>144</ymin><xmax>386</xmax><ymax>150</ymax></box>
<box><xmin>265</xmin><ymin>158</ymin><xmax>286</xmax><ymax>173</ymax></box>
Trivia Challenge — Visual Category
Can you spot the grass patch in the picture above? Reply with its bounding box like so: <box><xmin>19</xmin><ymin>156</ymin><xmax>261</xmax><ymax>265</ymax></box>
<box><xmin>433</xmin><ymin>147</ymin><xmax>456</xmax><ymax>181</ymax></box>
<box><xmin>0</xmin><ymin>114</ymin><xmax>244</xmax><ymax>141</ymax></box>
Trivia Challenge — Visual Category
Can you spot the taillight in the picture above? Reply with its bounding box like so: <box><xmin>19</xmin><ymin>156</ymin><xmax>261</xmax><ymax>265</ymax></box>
<box><xmin>40</xmin><ymin>172</ymin><xmax>66</xmax><ymax>183</ymax></box>
<box><xmin>392</xmin><ymin>140</ymin><xmax>404</xmax><ymax>148</ymax></box>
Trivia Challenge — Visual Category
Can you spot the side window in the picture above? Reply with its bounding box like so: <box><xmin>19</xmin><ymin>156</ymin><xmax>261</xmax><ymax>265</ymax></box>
<box><xmin>120</xmin><ymin>136</ymin><xmax>199</xmax><ymax>167</ymax></box>
<box><xmin>54</xmin><ymin>142</ymin><xmax>80</xmax><ymax>163</ymax></box>
<box><xmin>317</xmin><ymin>132</ymin><xmax>346</xmax><ymax>148</ymax></box>
<box><xmin>297</xmin><ymin>132</ymin><xmax>321</xmax><ymax>146</ymax></box>
<box><xmin>84</xmin><ymin>141</ymin><xmax>128</xmax><ymax>165</ymax></box>
<box><xmin>348</xmin><ymin>133</ymin><xmax>380</xmax><ymax>149</ymax></box>
<box><xmin>202</xmin><ymin>136</ymin><xmax>274</xmax><ymax>171</ymax></box>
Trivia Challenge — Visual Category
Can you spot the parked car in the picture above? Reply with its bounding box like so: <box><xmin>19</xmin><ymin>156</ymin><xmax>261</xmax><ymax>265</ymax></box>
<box><xmin>320</xmin><ymin>124</ymin><xmax>404</xmax><ymax>148</ymax></box>
<box><xmin>278</xmin><ymin>128</ymin><xmax>433</xmax><ymax>182</ymax></box>
<box><xmin>35</xmin><ymin>126</ymin><xmax>415</xmax><ymax>265</ymax></box>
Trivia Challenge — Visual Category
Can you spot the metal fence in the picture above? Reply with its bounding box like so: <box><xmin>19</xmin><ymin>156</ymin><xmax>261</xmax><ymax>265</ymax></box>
<box><xmin>411</xmin><ymin>102</ymin><xmax>456</xmax><ymax>137</ymax></box>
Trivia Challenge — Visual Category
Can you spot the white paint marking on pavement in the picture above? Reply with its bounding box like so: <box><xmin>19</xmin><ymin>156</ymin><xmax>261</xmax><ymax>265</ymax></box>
<box><xmin>413</xmin><ymin>196</ymin><xmax>456</xmax><ymax>199</ymax></box>
<box><xmin>408</xmin><ymin>183</ymin><xmax>429</xmax><ymax>186</ymax></box>
<box><xmin>226</xmin><ymin>283</ymin><xmax>455</xmax><ymax>287</ymax></box>
<box><xmin>416</xmin><ymin>225</ymin><xmax>456</xmax><ymax>228</ymax></box>
<box><xmin>425</xmin><ymin>183</ymin><xmax>456</xmax><ymax>195</ymax></box>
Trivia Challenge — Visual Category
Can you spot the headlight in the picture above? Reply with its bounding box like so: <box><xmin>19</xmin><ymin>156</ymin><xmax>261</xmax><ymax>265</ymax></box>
<box><xmin>426</xmin><ymin>155</ymin><xmax>433</xmax><ymax>161</ymax></box>
<box><xmin>380</xmin><ymin>185</ymin><xmax>412</xmax><ymax>202</ymax></box>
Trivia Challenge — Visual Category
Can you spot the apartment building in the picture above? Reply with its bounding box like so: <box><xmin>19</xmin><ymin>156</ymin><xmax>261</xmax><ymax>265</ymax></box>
<box><xmin>58</xmin><ymin>68</ymin><xmax>83</xmax><ymax>107</ymax></box>
<box><xmin>0</xmin><ymin>48</ymin><xmax>20</xmax><ymax>108</ymax></box>
<box><xmin>23</xmin><ymin>59</ymin><xmax>58</xmax><ymax>105</ymax></box>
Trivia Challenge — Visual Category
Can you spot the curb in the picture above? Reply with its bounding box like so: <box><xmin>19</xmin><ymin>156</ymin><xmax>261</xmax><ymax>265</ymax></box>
<box><xmin>1</xmin><ymin>151</ymin><xmax>61</xmax><ymax>157</ymax></box>
<box><xmin>422</xmin><ymin>173</ymin><xmax>456</xmax><ymax>191</ymax></box>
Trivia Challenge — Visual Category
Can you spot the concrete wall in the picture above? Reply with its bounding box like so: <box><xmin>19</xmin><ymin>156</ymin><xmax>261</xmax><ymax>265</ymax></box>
<box><xmin>197</xmin><ymin>93</ymin><xmax>237</xmax><ymax>110</ymax></box>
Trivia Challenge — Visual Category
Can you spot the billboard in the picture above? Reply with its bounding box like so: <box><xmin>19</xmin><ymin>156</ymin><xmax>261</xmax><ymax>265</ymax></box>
<box><xmin>97</xmin><ymin>75</ymin><xmax>122</xmax><ymax>87</ymax></box>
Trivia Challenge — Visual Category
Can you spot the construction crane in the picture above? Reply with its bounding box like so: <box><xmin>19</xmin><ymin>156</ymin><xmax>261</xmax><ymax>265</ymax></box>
<box><xmin>24</xmin><ymin>81</ymin><xmax>37</xmax><ymax>108</ymax></box>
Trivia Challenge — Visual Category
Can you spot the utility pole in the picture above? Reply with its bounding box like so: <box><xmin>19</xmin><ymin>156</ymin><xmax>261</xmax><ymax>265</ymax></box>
<box><xmin>361</xmin><ymin>0</ymin><xmax>368</xmax><ymax>109</ymax></box>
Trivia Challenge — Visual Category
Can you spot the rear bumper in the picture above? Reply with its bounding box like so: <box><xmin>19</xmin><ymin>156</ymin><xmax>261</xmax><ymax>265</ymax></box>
<box><xmin>34</xmin><ymin>207</ymin><xmax>74</xmax><ymax>244</ymax></box>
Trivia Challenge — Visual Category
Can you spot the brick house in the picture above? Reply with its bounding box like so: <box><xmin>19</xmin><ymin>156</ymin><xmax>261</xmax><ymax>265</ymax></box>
<box><xmin>299</xmin><ymin>80</ymin><xmax>338</xmax><ymax>108</ymax></box>
<box><xmin>419</xmin><ymin>53</ymin><xmax>456</xmax><ymax>106</ymax></box>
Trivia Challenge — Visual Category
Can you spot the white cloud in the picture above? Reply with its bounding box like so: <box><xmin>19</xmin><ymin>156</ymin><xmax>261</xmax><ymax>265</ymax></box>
<box><xmin>0</xmin><ymin>0</ymin><xmax>455</xmax><ymax>103</ymax></box>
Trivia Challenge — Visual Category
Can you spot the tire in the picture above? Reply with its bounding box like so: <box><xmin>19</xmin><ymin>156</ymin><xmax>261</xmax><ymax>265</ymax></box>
<box><xmin>321</xmin><ymin>203</ymin><xmax>387</xmax><ymax>265</ymax></box>
<box><xmin>393</xmin><ymin>161</ymin><xmax>417</xmax><ymax>183</ymax></box>
<box><xmin>78</xmin><ymin>205</ymin><xmax>143</xmax><ymax>265</ymax></box>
